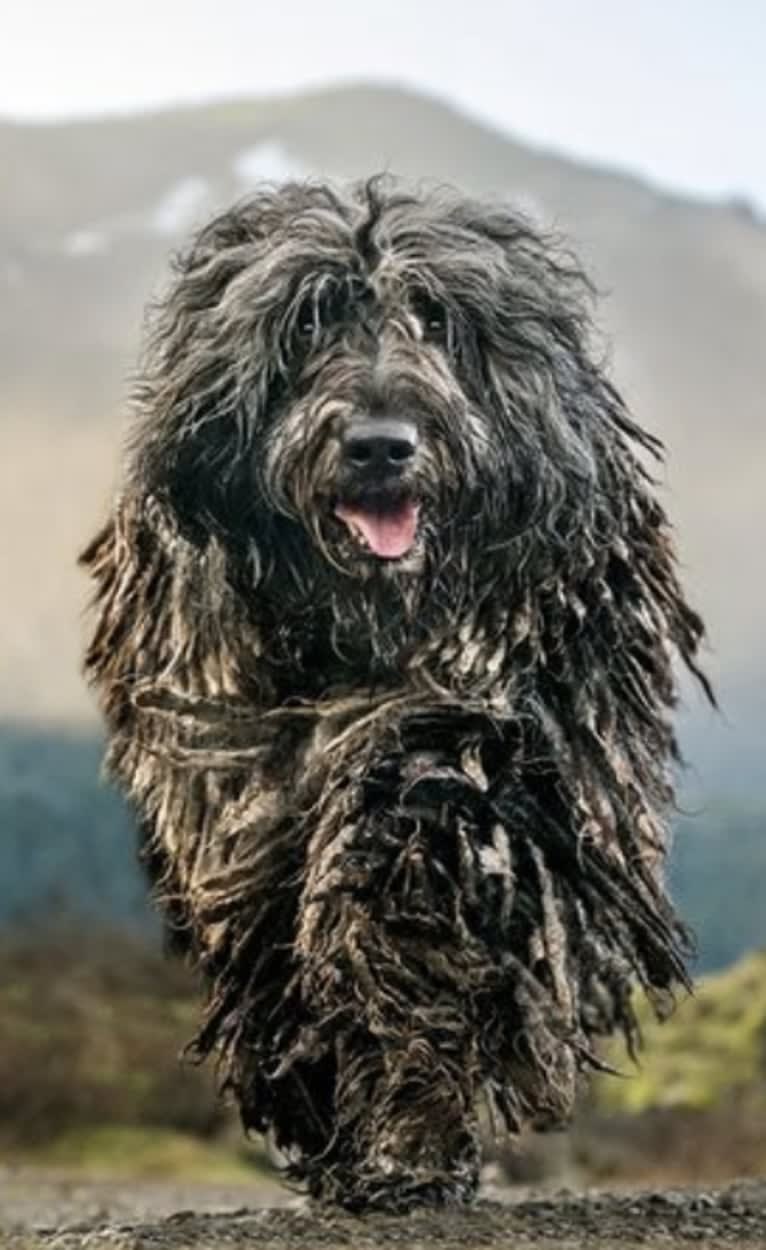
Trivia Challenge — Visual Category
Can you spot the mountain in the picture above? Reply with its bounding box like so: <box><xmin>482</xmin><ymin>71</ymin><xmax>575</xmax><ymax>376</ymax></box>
<box><xmin>0</xmin><ymin>83</ymin><xmax>763</xmax><ymax>945</ymax></box>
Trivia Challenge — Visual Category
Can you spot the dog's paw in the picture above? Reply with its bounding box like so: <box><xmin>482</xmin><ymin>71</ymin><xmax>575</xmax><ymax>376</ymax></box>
<box><xmin>318</xmin><ymin>1166</ymin><xmax>479</xmax><ymax>1213</ymax></box>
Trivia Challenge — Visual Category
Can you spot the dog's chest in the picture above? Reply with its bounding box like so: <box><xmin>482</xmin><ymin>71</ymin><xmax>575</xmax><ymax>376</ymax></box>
<box><xmin>271</xmin><ymin>597</ymin><xmax>516</xmax><ymax>719</ymax></box>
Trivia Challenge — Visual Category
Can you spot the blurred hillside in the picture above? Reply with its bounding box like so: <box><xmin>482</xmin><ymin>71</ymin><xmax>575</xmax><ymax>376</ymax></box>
<box><xmin>0</xmin><ymin>83</ymin><xmax>763</xmax><ymax>957</ymax></box>
<box><xmin>1</xmin><ymin>932</ymin><xmax>764</xmax><ymax>1188</ymax></box>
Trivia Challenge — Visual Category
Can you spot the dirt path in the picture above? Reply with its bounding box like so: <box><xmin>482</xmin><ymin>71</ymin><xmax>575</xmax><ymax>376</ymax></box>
<box><xmin>2</xmin><ymin>1177</ymin><xmax>766</xmax><ymax>1249</ymax></box>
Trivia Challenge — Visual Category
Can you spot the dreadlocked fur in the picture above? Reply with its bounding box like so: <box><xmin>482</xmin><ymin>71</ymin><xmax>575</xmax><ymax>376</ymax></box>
<box><xmin>82</xmin><ymin>178</ymin><xmax>711</xmax><ymax>1211</ymax></box>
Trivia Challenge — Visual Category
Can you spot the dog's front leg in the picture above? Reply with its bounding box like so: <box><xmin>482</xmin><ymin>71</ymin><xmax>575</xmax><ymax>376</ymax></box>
<box><xmin>294</xmin><ymin>742</ymin><xmax>494</xmax><ymax>1210</ymax></box>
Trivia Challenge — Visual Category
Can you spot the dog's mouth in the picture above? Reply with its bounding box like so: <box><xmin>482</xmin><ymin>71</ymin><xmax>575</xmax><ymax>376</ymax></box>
<box><xmin>334</xmin><ymin>497</ymin><xmax>420</xmax><ymax>559</ymax></box>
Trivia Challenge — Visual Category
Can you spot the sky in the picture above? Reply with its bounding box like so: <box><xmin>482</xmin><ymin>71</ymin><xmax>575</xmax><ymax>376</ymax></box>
<box><xmin>2</xmin><ymin>0</ymin><xmax>764</xmax><ymax>210</ymax></box>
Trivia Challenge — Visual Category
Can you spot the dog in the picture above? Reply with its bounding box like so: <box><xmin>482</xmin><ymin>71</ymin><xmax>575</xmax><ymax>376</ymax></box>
<box><xmin>81</xmin><ymin>178</ymin><xmax>711</xmax><ymax>1210</ymax></box>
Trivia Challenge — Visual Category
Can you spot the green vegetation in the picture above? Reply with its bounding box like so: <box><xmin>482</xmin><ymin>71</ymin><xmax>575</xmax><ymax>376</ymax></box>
<box><xmin>597</xmin><ymin>950</ymin><xmax>766</xmax><ymax>1114</ymax></box>
<box><xmin>0</xmin><ymin>928</ymin><xmax>218</xmax><ymax>1149</ymax></box>
<box><xmin>9</xmin><ymin>1125</ymin><xmax>265</xmax><ymax>1182</ymax></box>
<box><xmin>0</xmin><ymin>929</ymin><xmax>280</xmax><ymax>1181</ymax></box>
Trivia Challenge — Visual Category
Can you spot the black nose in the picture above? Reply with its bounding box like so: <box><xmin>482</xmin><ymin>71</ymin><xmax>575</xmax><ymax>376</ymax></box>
<box><xmin>342</xmin><ymin>418</ymin><xmax>418</xmax><ymax>471</ymax></box>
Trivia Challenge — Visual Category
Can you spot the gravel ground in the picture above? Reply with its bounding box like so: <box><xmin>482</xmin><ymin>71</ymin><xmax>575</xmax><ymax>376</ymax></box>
<box><xmin>2</xmin><ymin>1176</ymin><xmax>766</xmax><ymax>1249</ymax></box>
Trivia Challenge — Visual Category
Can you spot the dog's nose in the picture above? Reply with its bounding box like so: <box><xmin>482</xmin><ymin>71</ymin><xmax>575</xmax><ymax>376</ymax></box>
<box><xmin>342</xmin><ymin>418</ymin><xmax>418</xmax><ymax>471</ymax></box>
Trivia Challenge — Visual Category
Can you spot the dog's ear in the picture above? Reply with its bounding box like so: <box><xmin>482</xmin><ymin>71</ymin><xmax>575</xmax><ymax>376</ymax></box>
<box><xmin>80</xmin><ymin>491</ymin><xmax>266</xmax><ymax>752</ymax></box>
<box><xmin>81</xmin><ymin>194</ymin><xmax>326</xmax><ymax>740</ymax></box>
<box><xmin>128</xmin><ymin>192</ymin><xmax>304</xmax><ymax>537</ymax></box>
<box><xmin>130</xmin><ymin>185</ymin><xmax>344</xmax><ymax>536</ymax></box>
<box><xmin>464</xmin><ymin>204</ymin><xmax>712</xmax><ymax>705</ymax></box>
<box><xmin>80</xmin><ymin>495</ymin><xmax>185</xmax><ymax>737</ymax></box>
<box><xmin>129</xmin><ymin>222</ymin><xmax>265</xmax><ymax>534</ymax></box>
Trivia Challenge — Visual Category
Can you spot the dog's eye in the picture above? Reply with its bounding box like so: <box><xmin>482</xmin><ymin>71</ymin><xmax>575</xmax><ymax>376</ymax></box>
<box><xmin>294</xmin><ymin>283</ymin><xmax>349</xmax><ymax>344</ymax></box>
<box><xmin>295</xmin><ymin>295</ymin><xmax>319</xmax><ymax>339</ymax></box>
<box><xmin>412</xmin><ymin>291</ymin><xmax>450</xmax><ymax>344</ymax></box>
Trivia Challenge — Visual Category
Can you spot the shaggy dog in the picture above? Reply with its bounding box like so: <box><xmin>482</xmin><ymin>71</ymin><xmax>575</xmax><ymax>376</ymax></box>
<box><xmin>82</xmin><ymin>179</ymin><xmax>710</xmax><ymax>1211</ymax></box>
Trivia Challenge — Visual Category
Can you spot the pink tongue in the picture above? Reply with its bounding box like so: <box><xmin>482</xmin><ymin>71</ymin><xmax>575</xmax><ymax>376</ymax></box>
<box><xmin>335</xmin><ymin>500</ymin><xmax>420</xmax><ymax>558</ymax></box>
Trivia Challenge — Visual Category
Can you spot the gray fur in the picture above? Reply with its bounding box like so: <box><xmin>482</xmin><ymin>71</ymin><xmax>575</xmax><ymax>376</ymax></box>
<box><xmin>81</xmin><ymin>178</ymin><xmax>710</xmax><ymax>1211</ymax></box>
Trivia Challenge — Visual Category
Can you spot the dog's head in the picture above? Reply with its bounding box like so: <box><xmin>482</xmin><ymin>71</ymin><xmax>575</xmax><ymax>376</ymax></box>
<box><xmin>132</xmin><ymin>179</ymin><xmax>657</xmax><ymax>589</ymax></box>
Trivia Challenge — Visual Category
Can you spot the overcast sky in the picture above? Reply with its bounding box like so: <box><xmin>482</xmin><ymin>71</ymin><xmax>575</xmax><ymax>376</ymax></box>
<box><xmin>2</xmin><ymin>0</ymin><xmax>764</xmax><ymax>209</ymax></box>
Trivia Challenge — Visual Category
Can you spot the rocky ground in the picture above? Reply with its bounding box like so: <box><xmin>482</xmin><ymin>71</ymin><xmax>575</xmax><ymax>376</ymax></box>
<box><xmin>2</xmin><ymin>1175</ymin><xmax>766</xmax><ymax>1249</ymax></box>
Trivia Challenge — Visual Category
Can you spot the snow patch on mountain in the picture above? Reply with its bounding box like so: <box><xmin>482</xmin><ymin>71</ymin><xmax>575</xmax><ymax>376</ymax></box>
<box><xmin>234</xmin><ymin>141</ymin><xmax>308</xmax><ymax>187</ymax></box>
<box><xmin>150</xmin><ymin>176</ymin><xmax>210</xmax><ymax>236</ymax></box>
<box><xmin>63</xmin><ymin>228</ymin><xmax>109</xmax><ymax>256</ymax></box>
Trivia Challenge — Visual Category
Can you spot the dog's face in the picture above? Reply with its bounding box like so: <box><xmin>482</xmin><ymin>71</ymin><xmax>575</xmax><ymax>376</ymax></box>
<box><xmin>260</xmin><ymin>264</ymin><xmax>489</xmax><ymax>573</ymax></box>
<box><xmin>262</xmin><ymin>247</ymin><xmax>508</xmax><ymax>576</ymax></box>
<box><xmin>135</xmin><ymin>181</ymin><xmax>639</xmax><ymax>587</ymax></box>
